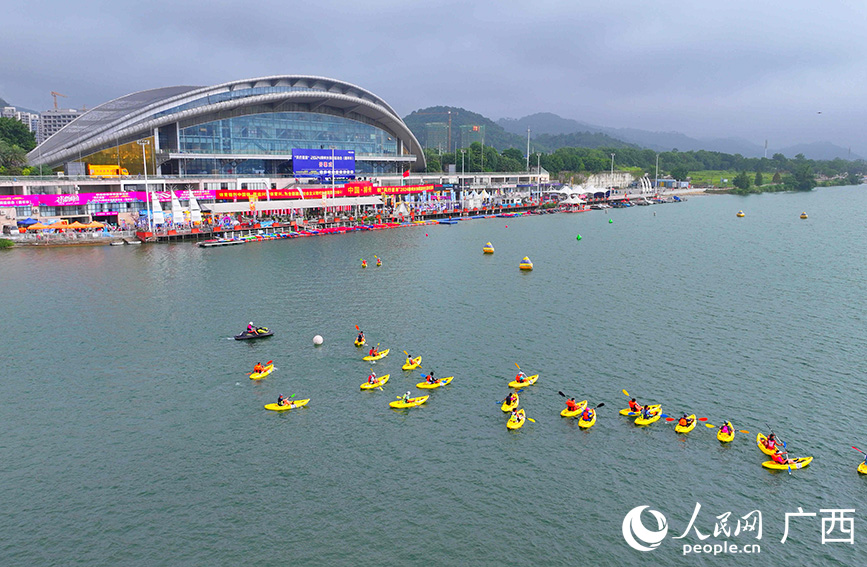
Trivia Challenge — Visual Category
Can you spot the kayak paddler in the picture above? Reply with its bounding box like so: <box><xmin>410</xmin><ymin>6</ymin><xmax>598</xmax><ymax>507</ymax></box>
<box><xmin>253</xmin><ymin>362</ymin><xmax>265</xmax><ymax>374</ymax></box>
<box><xmin>369</xmin><ymin>346</ymin><xmax>379</xmax><ymax>357</ymax></box>
<box><xmin>357</xmin><ymin>330</ymin><xmax>365</xmax><ymax>343</ymax></box>
<box><xmin>504</xmin><ymin>392</ymin><xmax>516</xmax><ymax>405</ymax></box>
<box><xmin>764</xmin><ymin>433</ymin><xmax>778</xmax><ymax>451</ymax></box>
<box><xmin>678</xmin><ymin>414</ymin><xmax>694</xmax><ymax>428</ymax></box>
<box><xmin>641</xmin><ymin>406</ymin><xmax>653</xmax><ymax>420</ymax></box>
<box><xmin>426</xmin><ymin>370</ymin><xmax>437</xmax><ymax>384</ymax></box>
<box><xmin>277</xmin><ymin>394</ymin><xmax>289</xmax><ymax>407</ymax></box>
<box><xmin>515</xmin><ymin>371</ymin><xmax>526</xmax><ymax>383</ymax></box>
<box><xmin>406</xmin><ymin>354</ymin><xmax>414</xmax><ymax>366</ymax></box>
<box><xmin>719</xmin><ymin>422</ymin><xmax>732</xmax><ymax>435</ymax></box>
<box><xmin>510</xmin><ymin>408</ymin><xmax>523</xmax><ymax>422</ymax></box>
<box><xmin>771</xmin><ymin>451</ymin><xmax>796</xmax><ymax>466</ymax></box>
<box><xmin>581</xmin><ymin>407</ymin><xmax>594</xmax><ymax>421</ymax></box>
<box><xmin>402</xmin><ymin>391</ymin><xmax>411</xmax><ymax>403</ymax></box>
<box><xmin>566</xmin><ymin>398</ymin><xmax>579</xmax><ymax>412</ymax></box>
<box><xmin>367</xmin><ymin>372</ymin><xmax>377</xmax><ymax>384</ymax></box>
<box><xmin>628</xmin><ymin>398</ymin><xmax>642</xmax><ymax>412</ymax></box>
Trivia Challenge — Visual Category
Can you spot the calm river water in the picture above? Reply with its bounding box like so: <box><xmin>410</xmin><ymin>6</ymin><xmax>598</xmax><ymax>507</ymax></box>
<box><xmin>2</xmin><ymin>188</ymin><xmax>865</xmax><ymax>566</ymax></box>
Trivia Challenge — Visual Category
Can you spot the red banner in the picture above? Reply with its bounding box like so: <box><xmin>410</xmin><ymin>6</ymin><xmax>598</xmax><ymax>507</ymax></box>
<box><xmin>215</xmin><ymin>183</ymin><xmax>440</xmax><ymax>201</ymax></box>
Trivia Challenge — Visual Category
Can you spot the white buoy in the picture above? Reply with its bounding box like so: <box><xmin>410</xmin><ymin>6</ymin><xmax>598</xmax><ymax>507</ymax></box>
<box><xmin>313</xmin><ymin>335</ymin><xmax>324</xmax><ymax>346</ymax></box>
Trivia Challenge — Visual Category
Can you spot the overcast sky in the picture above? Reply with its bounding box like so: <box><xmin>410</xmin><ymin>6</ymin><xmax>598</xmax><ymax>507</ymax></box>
<box><xmin>3</xmin><ymin>0</ymin><xmax>865</xmax><ymax>153</ymax></box>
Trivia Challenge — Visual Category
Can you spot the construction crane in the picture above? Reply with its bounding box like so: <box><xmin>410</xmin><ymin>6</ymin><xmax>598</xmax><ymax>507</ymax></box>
<box><xmin>414</xmin><ymin>109</ymin><xmax>457</xmax><ymax>152</ymax></box>
<box><xmin>50</xmin><ymin>91</ymin><xmax>68</xmax><ymax>110</ymax></box>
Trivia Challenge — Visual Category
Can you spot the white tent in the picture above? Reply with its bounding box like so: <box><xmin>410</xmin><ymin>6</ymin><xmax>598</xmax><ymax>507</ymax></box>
<box><xmin>170</xmin><ymin>191</ymin><xmax>185</xmax><ymax>225</ymax></box>
<box><xmin>395</xmin><ymin>202</ymin><xmax>409</xmax><ymax>216</ymax></box>
<box><xmin>151</xmin><ymin>192</ymin><xmax>165</xmax><ymax>225</ymax></box>
<box><xmin>188</xmin><ymin>190</ymin><xmax>202</xmax><ymax>223</ymax></box>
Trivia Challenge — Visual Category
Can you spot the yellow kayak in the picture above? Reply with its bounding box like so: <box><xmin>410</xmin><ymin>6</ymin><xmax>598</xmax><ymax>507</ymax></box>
<box><xmin>619</xmin><ymin>404</ymin><xmax>660</xmax><ymax>417</ymax></box>
<box><xmin>249</xmin><ymin>364</ymin><xmax>274</xmax><ymax>380</ymax></box>
<box><xmin>634</xmin><ymin>407</ymin><xmax>662</xmax><ymax>426</ymax></box>
<box><xmin>501</xmin><ymin>393</ymin><xmax>519</xmax><ymax>412</ymax></box>
<box><xmin>560</xmin><ymin>400</ymin><xmax>588</xmax><ymax>417</ymax></box>
<box><xmin>675</xmin><ymin>415</ymin><xmax>696</xmax><ymax>434</ymax></box>
<box><xmin>389</xmin><ymin>395</ymin><xmax>429</xmax><ymax>409</ymax></box>
<box><xmin>508</xmin><ymin>374</ymin><xmax>538</xmax><ymax>388</ymax></box>
<box><xmin>360</xmin><ymin>374</ymin><xmax>390</xmax><ymax>390</ymax></box>
<box><xmin>507</xmin><ymin>409</ymin><xmax>526</xmax><ymax>430</ymax></box>
<box><xmin>858</xmin><ymin>462</ymin><xmax>867</xmax><ymax>474</ymax></box>
<box><xmin>578</xmin><ymin>409</ymin><xmax>597</xmax><ymax>429</ymax></box>
<box><xmin>416</xmin><ymin>376</ymin><xmax>453</xmax><ymax>389</ymax></box>
<box><xmin>717</xmin><ymin>423</ymin><xmax>735</xmax><ymax>443</ymax></box>
<box><xmin>402</xmin><ymin>356</ymin><xmax>422</xmax><ymax>370</ymax></box>
<box><xmin>363</xmin><ymin>348</ymin><xmax>390</xmax><ymax>361</ymax></box>
<box><xmin>354</xmin><ymin>338</ymin><xmax>365</xmax><ymax>347</ymax></box>
<box><xmin>762</xmin><ymin>456</ymin><xmax>813</xmax><ymax>470</ymax></box>
<box><xmin>264</xmin><ymin>398</ymin><xmax>310</xmax><ymax>411</ymax></box>
<box><xmin>756</xmin><ymin>433</ymin><xmax>780</xmax><ymax>456</ymax></box>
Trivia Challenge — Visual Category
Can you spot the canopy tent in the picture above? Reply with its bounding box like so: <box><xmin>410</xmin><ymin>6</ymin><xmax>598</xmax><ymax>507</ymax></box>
<box><xmin>47</xmin><ymin>221</ymin><xmax>70</xmax><ymax>229</ymax></box>
<box><xmin>202</xmin><ymin>196</ymin><xmax>383</xmax><ymax>214</ymax></box>
<box><xmin>68</xmin><ymin>221</ymin><xmax>88</xmax><ymax>229</ymax></box>
<box><xmin>27</xmin><ymin>223</ymin><xmax>49</xmax><ymax>230</ymax></box>
<box><xmin>188</xmin><ymin>190</ymin><xmax>202</xmax><ymax>223</ymax></box>
<box><xmin>395</xmin><ymin>202</ymin><xmax>409</xmax><ymax>216</ymax></box>
<box><xmin>151</xmin><ymin>192</ymin><xmax>165</xmax><ymax>225</ymax></box>
<box><xmin>85</xmin><ymin>221</ymin><xmax>104</xmax><ymax>228</ymax></box>
<box><xmin>170</xmin><ymin>192</ymin><xmax>185</xmax><ymax>225</ymax></box>
<box><xmin>17</xmin><ymin>218</ymin><xmax>38</xmax><ymax>226</ymax></box>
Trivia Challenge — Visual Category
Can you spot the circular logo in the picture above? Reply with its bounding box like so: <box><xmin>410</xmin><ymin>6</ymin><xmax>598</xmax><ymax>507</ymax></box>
<box><xmin>622</xmin><ymin>505</ymin><xmax>668</xmax><ymax>552</ymax></box>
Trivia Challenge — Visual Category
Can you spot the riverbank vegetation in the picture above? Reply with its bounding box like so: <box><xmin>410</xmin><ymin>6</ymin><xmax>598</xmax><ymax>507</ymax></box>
<box><xmin>427</xmin><ymin>144</ymin><xmax>865</xmax><ymax>193</ymax></box>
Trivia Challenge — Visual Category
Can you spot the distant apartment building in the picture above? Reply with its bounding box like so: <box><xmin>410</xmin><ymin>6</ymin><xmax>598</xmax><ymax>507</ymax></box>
<box><xmin>37</xmin><ymin>108</ymin><xmax>82</xmax><ymax>144</ymax></box>
<box><xmin>2</xmin><ymin>106</ymin><xmax>40</xmax><ymax>134</ymax></box>
<box><xmin>459</xmin><ymin>124</ymin><xmax>485</xmax><ymax>148</ymax></box>
<box><xmin>423</xmin><ymin>122</ymin><xmax>449</xmax><ymax>151</ymax></box>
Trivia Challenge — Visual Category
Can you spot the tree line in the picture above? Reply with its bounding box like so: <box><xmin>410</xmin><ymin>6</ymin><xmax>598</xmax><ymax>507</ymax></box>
<box><xmin>425</xmin><ymin>143</ymin><xmax>866</xmax><ymax>192</ymax></box>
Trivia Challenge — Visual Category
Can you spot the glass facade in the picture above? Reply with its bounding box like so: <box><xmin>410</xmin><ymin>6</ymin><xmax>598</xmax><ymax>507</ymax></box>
<box><xmin>178</xmin><ymin>112</ymin><xmax>398</xmax><ymax>158</ymax></box>
<box><xmin>75</xmin><ymin>136</ymin><xmax>157</xmax><ymax>176</ymax></box>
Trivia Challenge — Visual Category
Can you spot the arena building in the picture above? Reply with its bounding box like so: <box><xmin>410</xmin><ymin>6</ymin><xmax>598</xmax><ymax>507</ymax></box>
<box><xmin>27</xmin><ymin>75</ymin><xmax>425</xmax><ymax>177</ymax></box>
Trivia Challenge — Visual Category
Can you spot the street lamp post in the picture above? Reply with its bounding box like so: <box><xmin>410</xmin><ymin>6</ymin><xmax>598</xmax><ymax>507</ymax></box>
<box><xmin>536</xmin><ymin>153</ymin><xmax>541</xmax><ymax>200</ymax></box>
<box><xmin>610</xmin><ymin>153</ymin><xmax>616</xmax><ymax>196</ymax></box>
<box><xmin>331</xmin><ymin>147</ymin><xmax>335</xmax><ymax>221</ymax></box>
<box><xmin>461</xmin><ymin>149</ymin><xmax>465</xmax><ymax>187</ymax></box>
<box><xmin>137</xmin><ymin>139</ymin><xmax>152</xmax><ymax>232</ymax></box>
<box><xmin>655</xmin><ymin>154</ymin><xmax>660</xmax><ymax>192</ymax></box>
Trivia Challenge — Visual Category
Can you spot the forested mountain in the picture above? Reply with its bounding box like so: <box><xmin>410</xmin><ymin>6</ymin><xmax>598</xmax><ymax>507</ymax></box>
<box><xmin>403</xmin><ymin>107</ymin><xmax>631</xmax><ymax>153</ymax></box>
<box><xmin>496</xmin><ymin>112</ymin><xmax>858</xmax><ymax>160</ymax></box>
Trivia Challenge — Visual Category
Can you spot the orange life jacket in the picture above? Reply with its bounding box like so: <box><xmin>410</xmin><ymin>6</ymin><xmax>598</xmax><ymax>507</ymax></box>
<box><xmin>679</xmin><ymin>418</ymin><xmax>688</xmax><ymax>426</ymax></box>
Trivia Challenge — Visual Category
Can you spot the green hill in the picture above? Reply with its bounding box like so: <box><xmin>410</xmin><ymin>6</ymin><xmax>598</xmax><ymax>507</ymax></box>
<box><xmin>403</xmin><ymin>106</ymin><xmax>632</xmax><ymax>153</ymax></box>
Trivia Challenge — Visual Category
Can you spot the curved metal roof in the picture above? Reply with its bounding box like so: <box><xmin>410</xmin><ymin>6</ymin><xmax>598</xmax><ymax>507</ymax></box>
<box><xmin>29</xmin><ymin>75</ymin><xmax>425</xmax><ymax>170</ymax></box>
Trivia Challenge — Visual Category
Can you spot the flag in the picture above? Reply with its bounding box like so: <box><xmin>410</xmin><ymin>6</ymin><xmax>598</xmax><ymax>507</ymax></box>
<box><xmin>403</xmin><ymin>169</ymin><xmax>410</xmax><ymax>178</ymax></box>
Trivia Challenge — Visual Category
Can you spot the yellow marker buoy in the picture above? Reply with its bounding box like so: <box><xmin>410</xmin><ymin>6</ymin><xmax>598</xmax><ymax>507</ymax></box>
<box><xmin>483</xmin><ymin>242</ymin><xmax>495</xmax><ymax>254</ymax></box>
<box><xmin>800</xmin><ymin>212</ymin><xmax>808</xmax><ymax>219</ymax></box>
<box><xmin>737</xmin><ymin>210</ymin><xmax>745</xmax><ymax>217</ymax></box>
<box><xmin>519</xmin><ymin>256</ymin><xmax>533</xmax><ymax>271</ymax></box>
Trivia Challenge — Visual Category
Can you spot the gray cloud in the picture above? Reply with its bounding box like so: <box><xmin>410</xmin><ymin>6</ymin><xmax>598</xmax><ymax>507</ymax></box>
<box><xmin>2</xmin><ymin>0</ymin><xmax>865</xmax><ymax>154</ymax></box>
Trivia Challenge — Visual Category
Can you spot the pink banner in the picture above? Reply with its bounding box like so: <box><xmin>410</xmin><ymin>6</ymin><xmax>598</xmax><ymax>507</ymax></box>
<box><xmin>0</xmin><ymin>195</ymin><xmax>39</xmax><ymax>207</ymax></box>
<box><xmin>0</xmin><ymin>190</ymin><xmax>216</xmax><ymax>208</ymax></box>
